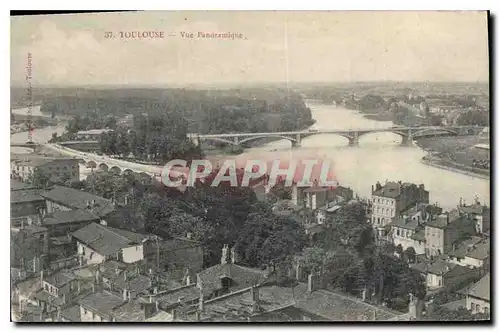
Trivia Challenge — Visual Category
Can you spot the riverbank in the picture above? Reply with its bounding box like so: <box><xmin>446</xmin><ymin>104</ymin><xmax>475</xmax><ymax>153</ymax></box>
<box><xmin>421</xmin><ymin>157</ymin><xmax>489</xmax><ymax>180</ymax></box>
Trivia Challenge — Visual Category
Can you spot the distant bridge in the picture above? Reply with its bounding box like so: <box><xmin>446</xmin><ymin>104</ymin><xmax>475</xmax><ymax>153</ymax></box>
<box><xmin>187</xmin><ymin>126</ymin><xmax>484</xmax><ymax>147</ymax></box>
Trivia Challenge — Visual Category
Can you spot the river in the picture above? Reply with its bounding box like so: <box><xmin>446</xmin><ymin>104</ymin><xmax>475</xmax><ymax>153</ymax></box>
<box><xmin>10</xmin><ymin>103</ymin><xmax>489</xmax><ymax>210</ymax></box>
<box><xmin>239</xmin><ymin>101</ymin><xmax>490</xmax><ymax>210</ymax></box>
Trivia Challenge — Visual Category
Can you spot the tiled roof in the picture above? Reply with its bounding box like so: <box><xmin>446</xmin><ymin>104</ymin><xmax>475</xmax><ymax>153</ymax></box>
<box><xmin>41</xmin><ymin>186</ymin><xmax>115</xmax><ymax>217</ymax></box>
<box><xmin>113</xmin><ymin>275</ymin><xmax>152</xmax><ymax>295</ymax></box>
<box><xmin>72</xmin><ymin>223</ymin><xmax>150</xmax><ymax>256</ymax></box>
<box><xmin>10</xmin><ymin>179</ymin><xmax>35</xmax><ymax>191</ymax></box>
<box><xmin>448</xmin><ymin>236</ymin><xmax>483</xmax><ymax>258</ymax></box>
<box><xmin>61</xmin><ymin>305</ymin><xmax>81</xmax><ymax>322</ymax></box>
<box><xmin>11</xmin><ymin>155</ymin><xmax>78</xmax><ymax>167</ymax></box>
<box><xmin>79</xmin><ymin>291</ymin><xmax>124</xmax><ymax>319</ymax></box>
<box><xmin>412</xmin><ymin>259</ymin><xmax>458</xmax><ymax>276</ymax></box>
<box><xmin>459</xmin><ymin>204</ymin><xmax>488</xmax><ymax>215</ymax></box>
<box><xmin>410</xmin><ymin>229</ymin><xmax>425</xmax><ymax>242</ymax></box>
<box><xmin>11</xmin><ymin>188</ymin><xmax>44</xmax><ymax>204</ymax></box>
<box><xmin>197</xmin><ymin>263</ymin><xmax>268</xmax><ymax>296</ymax></box>
<box><xmin>467</xmin><ymin>274</ymin><xmax>490</xmax><ymax>301</ymax></box>
<box><xmin>42</xmin><ymin>209</ymin><xmax>99</xmax><ymax>225</ymax></box>
<box><xmin>155</xmin><ymin>284</ymin><xmax>201</xmax><ymax>308</ymax></box>
<box><xmin>44</xmin><ymin>270</ymin><xmax>77</xmax><ymax>287</ymax></box>
<box><xmin>372</xmin><ymin>182</ymin><xmax>402</xmax><ymax>198</ymax></box>
<box><xmin>465</xmin><ymin>239</ymin><xmax>490</xmax><ymax>260</ymax></box>
<box><xmin>391</xmin><ymin>217</ymin><xmax>420</xmax><ymax>230</ymax></box>
<box><xmin>296</xmin><ymin>288</ymin><xmax>398</xmax><ymax>321</ymax></box>
<box><xmin>112</xmin><ymin>298</ymin><xmax>146</xmax><ymax>322</ymax></box>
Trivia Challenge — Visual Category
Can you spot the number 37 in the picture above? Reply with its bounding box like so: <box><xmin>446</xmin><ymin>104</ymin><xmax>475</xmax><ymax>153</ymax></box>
<box><xmin>104</xmin><ymin>32</ymin><xmax>113</xmax><ymax>38</ymax></box>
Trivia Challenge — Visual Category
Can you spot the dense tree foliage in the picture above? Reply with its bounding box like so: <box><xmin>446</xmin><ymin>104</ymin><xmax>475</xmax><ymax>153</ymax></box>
<box><xmin>423</xmin><ymin>306</ymin><xmax>489</xmax><ymax>321</ymax></box>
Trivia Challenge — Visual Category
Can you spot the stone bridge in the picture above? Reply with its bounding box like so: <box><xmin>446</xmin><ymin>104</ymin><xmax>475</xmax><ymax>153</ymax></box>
<box><xmin>187</xmin><ymin>126</ymin><xmax>484</xmax><ymax>148</ymax></box>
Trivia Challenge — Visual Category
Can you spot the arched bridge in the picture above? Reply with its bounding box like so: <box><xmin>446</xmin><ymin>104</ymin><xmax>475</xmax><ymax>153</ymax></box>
<box><xmin>187</xmin><ymin>126</ymin><xmax>484</xmax><ymax>147</ymax></box>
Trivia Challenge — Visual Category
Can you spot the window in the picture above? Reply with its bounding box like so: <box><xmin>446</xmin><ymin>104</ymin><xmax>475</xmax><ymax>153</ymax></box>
<box><xmin>475</xmin><ymin>304</ymin><xmax>480</xmax><ymax>312</ymax></box>
<box><xmin>438</xmin><ymin>279</ymin><xmax>442</xmax><ymax>286</ymax></box>
<box><xmin>485</xmin><ymin>307</ymin><xmax>489</xmax><ymax>315</ymax></box>
<box><xmin>396</xmin><ymin>229</ymin><xmax>400</xmax><ymax>236</ymax></box>
<box><xmin>470</xmin><ymin>302</ymin><xmax>475</xmax><ymax>310</ymax></box>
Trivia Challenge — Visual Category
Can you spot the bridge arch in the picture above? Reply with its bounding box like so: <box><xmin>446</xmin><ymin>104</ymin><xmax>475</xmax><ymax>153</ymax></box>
<box><xmin>98</xmin><ymin>163</ymin><xmax>109</xmax><ymax>172</ymax></box>
<box><xmin>109</xmin><ymin>166</ymin><xmax>122</xmax><ymax>175</ymax></box>
<box><xmin>122</xmin><ymin>169</ymin><xmax>134</xmax><ymax>177</ymax></box>
<box><xmin>238</xmin><ymin>135</ymin><xmax>298</xmax><ymax>145</ymax></box>
<box><xmin>199</xmin><ymin>137</ymin><xmax>237</xmax><ymax>146</ymax></box>
<box><xmin>411</xmin><ymin>127</ymin><xmax>458</xmax><ymax>138</ymax></box>
<box><xmin>86</xmin><ymin>160</ymin><xmax>97</xmax><ymax>169</ymax></box>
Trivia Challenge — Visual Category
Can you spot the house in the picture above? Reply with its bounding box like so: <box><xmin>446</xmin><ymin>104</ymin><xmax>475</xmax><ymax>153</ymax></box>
<box><xmin>371</xmin><ymin>181</ymin><xmax>429</xmax><ymax>239</ymax></box>
<box><xmin>74</xmin><ymin>128</ymin><xmax>114</xmax><ymax>141</ymax></box>
<box><xmin>458</xmin><ymin>203</ymin><xmax>490</xmax><ymax>236</ymax></box>
<box><xmin>78</xmin><ymin>290</ymin><xmax>162</xmax><ymax>322</ymax></box>
<box><xmin>178</xmin><ymin>274</ymin><xmax>412</xmax><ymax>322</ymax></box>
<box><xmin>72</xmin><ymin>223</ymin><xmax>151</xmax><ymax>265</ymax></box>
<box><xmin>424</xmin><ymin>212</ymin><xmax>475</xmax><ymax>257</ymax></box>
<box><xmin>11</xmin><ymin>225</ymin><xmax>49</xmax><ymax>275</ymax></box>
<box><xmin>41</xmin><ymin>185</ymin><xmax>116</xmax><ymax>220</ymax></box>
<box><xmin>465</xmin><ymin>273</ymin><xmax>490</xmax><ymax>315</ymax></box>
<box><xmin>447</xmin><ymin>237</ymin><xmax>489</xmax><ymax>269</ymax></box>
<box><xmin>196</xmin><ymin>245</ymin><xmax>269</xmax><ymax>299</ymax></box>
<box><xmin>11</xmin><ymin>154</ymin><xmax>80</xmax><ymax>183</ymax></box>
<box><xmin>42</xmin><ymin>209</ymin><xmax>100</xmax><ymax>260</ymax></box>
<box><xmin>389</xmin><ymin>203</ymin><xmax>439</xmax><ymax>255</ymax></box>
<box><xmin>412</xmin><ymin>259</ymin><xmax>479</xmax><ymax>291</ymax></box>
<box><xmin>10</xmin><ymin>179</ymin><xmax>46</xmax><ymax>229</ymax></box>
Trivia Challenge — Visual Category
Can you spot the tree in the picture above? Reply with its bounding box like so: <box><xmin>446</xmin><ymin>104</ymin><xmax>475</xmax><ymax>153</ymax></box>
<box><xmin>26</xmin><ymin>168</ymin><xmax>51</xmax><ymax>188</ymax></box>
<box><xmin>423</xmin><ymin>306</ymin><xmax>490</xmax><ymax>321</ymax></box>
<box><xmin>404</xmin><ymin>247</ymin><xmax>416</xmax><ymax>263</ymax></box>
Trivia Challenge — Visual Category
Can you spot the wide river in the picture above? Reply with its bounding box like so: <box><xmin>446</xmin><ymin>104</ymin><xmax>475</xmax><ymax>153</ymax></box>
<box><xmin>11</xmin><ymin>102</ymin><xmax>489</xmax><ymax>210</ymax></box>
<box><xmin>240</xmin><ymin>101</ymin><xmax>490</xmax><ymax>210</ymax></box>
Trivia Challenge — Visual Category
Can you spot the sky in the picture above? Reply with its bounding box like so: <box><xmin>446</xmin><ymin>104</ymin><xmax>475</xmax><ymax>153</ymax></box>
<box><xmin>11</xmin><ymin>11</ymin><xmax>489</xmax><ymax>86</ymax></box>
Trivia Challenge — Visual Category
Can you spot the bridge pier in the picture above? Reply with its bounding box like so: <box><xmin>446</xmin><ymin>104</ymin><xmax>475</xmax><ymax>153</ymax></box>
<box><xmin>401</xmin><ymin>135</ymin><xmax>414</xmax><ymax>147</ymax></box>
<box><xmin>292</xmin><ymin>133</ymin><xmax>302</xmax><ymax>148</ymax></box>
<box><xmin>348</xmin><ymin>137</ymin><xmax>359</xmax><ymax>147</ymax></box>
<box><xmin>347</xmin><ymin>132</ymin><xmax>360</xmax><ymax>147</ymax></box>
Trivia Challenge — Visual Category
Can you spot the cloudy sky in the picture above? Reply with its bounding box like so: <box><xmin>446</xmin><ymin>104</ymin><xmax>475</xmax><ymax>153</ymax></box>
<box><xmin>11</xmin><ymin>11</ymin><xmax>489</xmax><ymax>86</ymax></box>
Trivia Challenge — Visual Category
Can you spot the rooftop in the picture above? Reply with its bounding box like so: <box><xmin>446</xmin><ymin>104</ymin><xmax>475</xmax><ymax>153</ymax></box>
<box><xmin>372</xmin><ymin>181</ymin><xmax>426</xmax><ymax>199</ymax></box>
<box><xmin>79</xmin><ymin>291</ymin><xmax>124</xmax><ymax>319</ymax></box>
<box><xmin>72</xmin><ymin>223</ymin><xmax>150</xmax><ymax>256</ymax></box>
<box><xmin>11</xmin><ymin>188</ymin><xmax>44</xmax><ymax>204</ymax></box>
<box><xmin>154</xmin><ymin>284</ymin><xmax>201</xmax><ymax>308</ymax></box>
<box><xmin>448</xmin><ymin>236</ymin><xmax>483</xmax><ymax>258</ymax></box>
<box><xmin>466</xmin><ymin>274</ymin><xmax>490</xmax><ymax>301</ymax></box>
<box><xmin>391</xmin><ymin>217</ymin><xmax>420</xmax><ymax>230</ymax></box>
<box><xmin>10</xmin><ymin>179</ymin><xmax>35</xmax><ymax>191</ymax></box>
<box><xmin>412</xmin><ymin>259</ymin><xmax>469</xmax><ymax>277</ymax></box>
<box><xmin>11</xmin><ymin>154</ymin><xmax>78</xmax><ymax>167</ymax></box>
<box><xmin>61</xmin><ymin>305</ymin><xmax>81</xmax><ymax>322</ymax></box>
<box><xmin>42</xmin><ymin>209</ymin><xmax>99</xmax><ymax>225</ymax></box>
<box><xmin>41</xmin><ymin>186</ymin><xmax>115</xmax><ymax>217</ymax></box>
<box><xmin>76</xmin><ymin>129</ymin><xmax>114</xmax><ymax>135</ymax></box>
<box><xmin>197</xmin><ymin>263</ymin><xmax>269</xmax><ymax>296</ymax></box>
<box><xmin>44</xmin><ymin>270</ymin><xmax>77</xmax><ymax>288</ymax></box>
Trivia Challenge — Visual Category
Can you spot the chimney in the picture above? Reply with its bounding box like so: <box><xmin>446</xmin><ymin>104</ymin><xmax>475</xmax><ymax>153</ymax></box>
<box><xmin>92</xmin><ymin>199</ymin><xmax>96</xmax><ymax>208</ymax></box>
<box><xmin>195</xmin><ymin>310</ymin><xmax>200</xmax><ymax>321</ymax></box>
<box><xmin>307</xmin><ymin>274</ymin><xmax>316</xmax><ymax>293</ymax></box>
<box><xmin>56</xmin><ymin>307</ymin><xmax>61</xmax><ymax>321</ymax></box>
<box><xmin>231</xmin><ymin>246</ymin><xmax>238</xmax><ymax>264</ymax></box>
<box><xmin>251</xmin><ymin>285</ymin><xmax>260</xmax><ymax>313</ymax></box>
<box><xmin>62</xmin><ymin>293</ymin><xmax>66</xmax><ymax>304</ymax></box>
<box><xmin>128</xmin><ymin>290</ymin><xmax>131</xmax><ymax>302</ymax></box>
<box><xmin>186</xmin><ymin>275</ymin><xmax>191</xmax><ymax>285</ymax></box>
<box><xmin>186</xmin><ymin>232</ymin><xmax>192</xmax><ymax>239</ymax></box>
<box><xmin>100</xmin><ymin>219</ymin><xmax>107</xmax><ymax>226</ymax></box>
<box><xmin>124</xmin><ymin>195</ymin><xmax>129</xmax><ymax>206</ymax></box>
<box><xmin>199</xmin><ymin>292</ymin><xmax>204</xmax><ymax>312</ymax></box>
<box><xmin>40</xmin><ymin>270</ymin><xmax>44</xmax><ymax>287</ymax></box>
<box><xmin>91</xmin><ymin>283</ymin><xmax>95</xmax><ymax>293</ymax></box>
<box><xmin>171</xmin><ymin>309</ymin><xmax>177</xmax><ymax>322</ymax></box>
<box><xmin>154</xmin><ymin>287</ymin><xmax>158</xmax><ymax>295</ymax></box>
<box><xmin>220</xmin><ymin>244</ymin><xmax>229</xmax><ymax>265</ymax></box>
<box><xmin>122</xmin><ymin>288</ymin><xmax>127</xmax><ymax>301</ymax></box>
<box><xmin>124</xmin><ymin>271</ymin><xmax>127</xmax><ymax>281</ymax></box>
<box><xmin>86</xmin><ymin>200</ymin><xmax>91</xmax><ymax>209</ymax></box>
